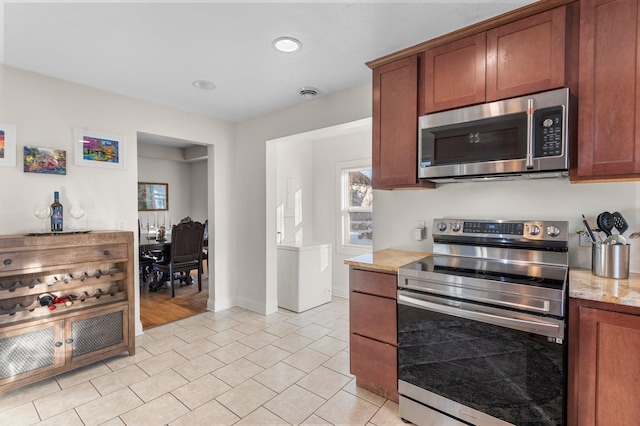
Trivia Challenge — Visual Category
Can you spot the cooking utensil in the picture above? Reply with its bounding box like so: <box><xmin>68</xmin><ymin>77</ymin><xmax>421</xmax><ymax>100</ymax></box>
<box><xmin>597</xmin><ymin>211</ymin><xmax>615</xmax><ymax>237</ymax></box>
<box><xmin>604</xmin><ymin>234</ymin><xmax>627</xmax><ymax>245</ymax></box>
<box><xmin>581</xmin><ymin>214</ymin><xmax>597</xmax><ymax>244</ymax></box>
<box><xmin>612</xmin><ymin>211</ymin><xmax>629</xmax><ymax>235</ymax></box>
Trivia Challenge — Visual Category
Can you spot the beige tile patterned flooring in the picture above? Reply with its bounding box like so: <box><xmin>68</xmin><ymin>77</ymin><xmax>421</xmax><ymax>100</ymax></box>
<box><xmin>0</xmin><ymin>297</ymin><xmax>405</xmax><ymax>425</ymax></box>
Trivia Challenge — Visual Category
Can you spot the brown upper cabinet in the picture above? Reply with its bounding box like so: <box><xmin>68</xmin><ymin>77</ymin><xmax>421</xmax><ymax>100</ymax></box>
<box><xmin>421</xmin><ymin>5</ymin><xmax>571</xmax><ymax>115</ymax></box>
<box><xmin>421</xmin><ymin>33</ymin><xmax>487</xmax><ymax>114</ymax></box>
<box><xmin>575</xmin><ymin>0</ymin><xmax>640</xmax><ymax>181</ymax></box>
<box><xmin>372</xmin><ymin>55</ymin><xmax>433</xmax><ymax>189</ymax></box>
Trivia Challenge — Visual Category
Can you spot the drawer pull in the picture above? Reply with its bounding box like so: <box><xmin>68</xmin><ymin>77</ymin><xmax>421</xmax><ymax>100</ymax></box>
<box><xmin>3</xmin><ymin>259</ymin><xmax>12</xmax><ymax>266</ymax></box>
<box><xmin>103</xmin><ymin>250</ymin><xmax>110</xmax><ymax>256</ymax></box>
<box><xmin>65</xmin><ymin>338</ymin><xmax>74</xmax><ymax>344</ymax></box>
<box><xmin>55</xmin><ymin>342</ymin><xmax>62</xmax><ymax>347</ymax></box>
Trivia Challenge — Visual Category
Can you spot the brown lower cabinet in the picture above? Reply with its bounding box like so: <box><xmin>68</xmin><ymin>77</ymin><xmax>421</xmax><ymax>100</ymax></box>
<box><xmin>349</xmin><ymin>267</ymin><xmax>398</xmax><ymax>402</ymax></box>
<box><xmin>568</xmin><ymin>298</ymin><xmax>640</xmax><ymax>425</ymax></box>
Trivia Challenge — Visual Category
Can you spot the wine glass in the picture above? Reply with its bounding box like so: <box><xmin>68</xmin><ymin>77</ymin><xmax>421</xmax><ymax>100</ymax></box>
<box><xmin>34</xmin><ymin>205</ymin><xmax>52</xmax><ymax>233</ymax></box>
<box><xmin>69</xmin><ymin>204</ymin><xmax>85</xmax><ymax>230</ymax></box>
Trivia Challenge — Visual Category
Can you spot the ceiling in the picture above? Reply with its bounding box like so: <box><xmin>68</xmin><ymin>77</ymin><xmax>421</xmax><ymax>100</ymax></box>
<box><xmin>3</xmin><ymin>1</ymin><xmax>536</xmax><ymax>124</ymax></box>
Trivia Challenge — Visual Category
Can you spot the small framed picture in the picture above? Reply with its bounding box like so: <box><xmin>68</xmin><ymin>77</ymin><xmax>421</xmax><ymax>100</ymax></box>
<box><xmin>24</xmin><ymin>146</ymin><xmax>67</xmax><ymax>175</ymax></box>
<box><xmin>0</xmin><ymin>123</ymin><xmax>17</xmax><ymax>167</ymax></box>
<box><xmin>138</xmin><ymin>182</ymin><xmax>169</xmax><ymax>211</ymax></box>
<box><xmin>74</xmin><ymin>128</ymin><xmax>125</xmax><ymax>169</ymax></box>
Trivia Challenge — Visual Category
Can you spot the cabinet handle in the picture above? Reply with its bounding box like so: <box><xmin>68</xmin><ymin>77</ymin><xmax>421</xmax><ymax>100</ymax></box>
<box><xmin>55</xmin><ymin>342</ymin><xmax>63</xmax><ymax>347</ymax></box>
<box><xmin>103</xmin><ymin>250</ymin><xmax>110</xmax><ymax>256</ymax></box>
<box><xmin>65</xmin><ymin>338</ymin><xmax>74</xmax><ymax>344</ymax></box>
<box><xmin>3</xmin><ymin>259</ymin><xmax>11</xmax><ymax>266</ymax></box>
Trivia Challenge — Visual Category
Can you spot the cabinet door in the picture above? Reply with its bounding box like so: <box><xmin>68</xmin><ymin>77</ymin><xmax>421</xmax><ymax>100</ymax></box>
<box><xmin>422</xmin><ymin>33</ymin><xmax>486</xmax><ymax>114</ymax></box>
<box><xmin>373</xmin><ymin>55</ymin><xmax>429</xmax><ymax>189</ymax></box>
<box><xmin>65</xmin><ymin>305</ymin><xmax>129</xmax><ymax>363</ymax></box>
<box><xmin>486</xmin><ymin>6</ymin><xmax>568</xmax><ymax>101</ymax></box>
<box><xmin>576</xmin><ymin>305</ymin><xmax>640</xmax><ymax>425</ymax></box>
<box><xmin>576</xmin><ymin>0</ymin><xmax>640</xmax><ymax>180</ymax></box>
<box><xmin>350</xmin><ymin>333</ymin><xmax>398</xmax><ymax>400</ymax></box>
<box><xmin>0</xmin><ymin>321</ymin><xmax>64</xmax><ymax>386</ymax></box>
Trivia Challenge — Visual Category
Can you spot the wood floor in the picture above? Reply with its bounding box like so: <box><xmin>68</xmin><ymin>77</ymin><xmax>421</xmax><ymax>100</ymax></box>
<box><xmin>139</xmin><ymin>269</ymin><xmax>209</xmax><ymax>330</ymax></box>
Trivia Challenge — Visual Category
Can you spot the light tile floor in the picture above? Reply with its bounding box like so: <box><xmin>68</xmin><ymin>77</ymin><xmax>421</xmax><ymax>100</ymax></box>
<box><xmin>0</xmin><ymin>297</ymin><xmax>405</xmax><ymax>425</ymax></box>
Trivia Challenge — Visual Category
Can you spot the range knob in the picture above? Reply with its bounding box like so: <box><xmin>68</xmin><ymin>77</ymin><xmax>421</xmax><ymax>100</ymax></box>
<box><xmin>528</xmin><ymin>225</ymin><xmax>541</xmax><ymax>236</ymax></box>
<box><xmin>436</xmin><ymin>221</ymin><xmax>447</xmax><ymax>232</ymax></box>
<box><xmin>546</xmin><ymin>225</ymin><xmax>561</xmax><ymax>237</ymax></box>
<box><xmin>451</xmin><ymin>222</ymin><xmax>461</xmax><ymax>232</ymax></box>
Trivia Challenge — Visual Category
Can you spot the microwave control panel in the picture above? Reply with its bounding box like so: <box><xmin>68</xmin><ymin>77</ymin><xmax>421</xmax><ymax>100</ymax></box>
<box><xmin>535</xmin><ymin>106</ymin><xmax>564</xmax><ymax>157</ymax></box>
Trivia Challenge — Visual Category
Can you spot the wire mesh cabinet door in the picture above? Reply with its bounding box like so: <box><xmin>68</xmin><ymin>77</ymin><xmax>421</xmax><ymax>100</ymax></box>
<box><xmin>65</xmin><ymin>305</ymin><xmax>129</xmax><ymax>363</ymax></box>
<box><xmin>0</xmin><ymin>321</ymin><xmax>65</xmax><ymax>386</ymax></box>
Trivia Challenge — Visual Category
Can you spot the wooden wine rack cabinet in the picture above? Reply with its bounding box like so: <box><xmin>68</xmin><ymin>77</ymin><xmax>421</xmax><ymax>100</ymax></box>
<box><xmin>0</xmin><ymin>231</ymin><xmax>135</xmax><ymax>393</ymax></box>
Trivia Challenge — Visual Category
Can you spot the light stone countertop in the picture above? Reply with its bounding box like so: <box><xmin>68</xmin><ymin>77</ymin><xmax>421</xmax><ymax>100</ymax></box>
<box><xmin>570</xmin><ymin>268</ymin><xmax>640</xmax><ymax>308</ymax></box>
<box><xmin>344</xmin><ymin>248</ymin><xmax>430</xmax><ymax>273</ymax></box>
<box><xmin>346</xmin><ymin>251</ymin><xmax>640</xmax><ymax>308</ymax></box>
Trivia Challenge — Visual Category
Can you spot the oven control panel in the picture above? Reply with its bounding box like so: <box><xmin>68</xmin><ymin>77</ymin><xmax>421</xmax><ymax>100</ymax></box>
<box><xmin>433</xmin><ymin>219</ymin><xmax>568</xmax><ymax>241</ymax></box>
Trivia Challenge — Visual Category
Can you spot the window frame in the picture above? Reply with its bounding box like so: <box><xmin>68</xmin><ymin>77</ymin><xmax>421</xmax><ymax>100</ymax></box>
<box><xmin>336</xmin><ymin>159</ymin><xmax>373</xmax><ymax>255</ymax></box>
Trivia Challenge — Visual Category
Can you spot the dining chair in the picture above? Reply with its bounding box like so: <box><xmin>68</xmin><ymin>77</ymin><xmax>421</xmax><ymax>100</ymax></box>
<box><xmin>151</xmin><ymin>219</ymin><xmax>205</xmax><ymax>297</ymax></box>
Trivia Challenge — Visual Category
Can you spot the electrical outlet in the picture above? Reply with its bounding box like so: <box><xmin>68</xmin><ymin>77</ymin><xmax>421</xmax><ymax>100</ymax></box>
<box><xmin>414</xmin><ymin>220</ymin><xmax>426</xmax><ymax>241</ymax></box>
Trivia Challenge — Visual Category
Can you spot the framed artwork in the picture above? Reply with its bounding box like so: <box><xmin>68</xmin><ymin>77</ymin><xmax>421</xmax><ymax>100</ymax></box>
<box><xmin>138</xmin><ymin>182</ymin><xmax>169</xmax><ymax>211</ymax></box>
<box><xmin>74</xmin><ymin>128</ymin><xmax>125</xmax><ymax>169</ymax></box>
<box><xmin>23</xmin><ymin>146</ymin><xmax>67</xmax><ymax>175</ymax></box>
<box><xmin>0</xmin><ymin>123</ymin><xmax>17</xmax><ymax>167</ymax></box>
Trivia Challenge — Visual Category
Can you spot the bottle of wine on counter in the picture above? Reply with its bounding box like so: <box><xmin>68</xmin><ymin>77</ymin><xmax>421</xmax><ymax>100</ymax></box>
<box><xmin>50</xmin><ymin>191</ymin><xmax>63</xmax><ymax>232</ymax></box>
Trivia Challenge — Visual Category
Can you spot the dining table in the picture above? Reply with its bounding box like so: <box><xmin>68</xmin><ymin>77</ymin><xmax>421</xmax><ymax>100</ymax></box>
<box><xmin>140</xmin><ymin>235</ymin><xmax>172</xmax><ymax>254</ymax></box>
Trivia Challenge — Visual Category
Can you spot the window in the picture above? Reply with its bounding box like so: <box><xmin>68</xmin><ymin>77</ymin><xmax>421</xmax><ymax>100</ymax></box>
<box><xmin>339</xmin><ymin>163</ymin><xmax>373</xmax><ymax>250</ymax></box>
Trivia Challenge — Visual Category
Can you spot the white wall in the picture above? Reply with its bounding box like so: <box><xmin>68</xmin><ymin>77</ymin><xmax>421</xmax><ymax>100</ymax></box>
<box><xmin>190</xmin><ymin>160</ymin><xmax>208</xmax><ymax>223</ymax></box>
<box><xmin>373</xmin><ymin>179</ymin><xmax>640</xmax><ymax>272</ymax></box>
<box><xmin>276</xmin><ymin>139</ymin><xmax>314</xmax><ymax>245</ymax></box>
<box><xmin>0</xmin><ymin>65</ymin><xmax>236</xmax><ymax>334</ymax></box>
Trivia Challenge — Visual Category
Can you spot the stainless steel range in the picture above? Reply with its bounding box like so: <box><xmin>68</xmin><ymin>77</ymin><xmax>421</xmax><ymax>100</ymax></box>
<box><xmin>397</xmin><ymin>218</ymin><xmax>569</xmax><ymax>426</ymax></box>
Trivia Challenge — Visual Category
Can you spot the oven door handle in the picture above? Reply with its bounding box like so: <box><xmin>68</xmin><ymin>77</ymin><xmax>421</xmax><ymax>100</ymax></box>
<box><xmin>398</xmin><ymin>292</ymin><xmax>564</xmax><ymax>338</ymax></box>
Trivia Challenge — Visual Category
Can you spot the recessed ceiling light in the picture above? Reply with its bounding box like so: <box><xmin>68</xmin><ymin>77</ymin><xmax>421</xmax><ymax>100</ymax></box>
<box><xmin>273</xmin><ymin>37</ymin><xmax>301</xmax><ymax>53</ymax></box>
<box><xmin>192</xmin><ymin>80</ymin><xmax>216</xmax><ymax>90</ymax></box>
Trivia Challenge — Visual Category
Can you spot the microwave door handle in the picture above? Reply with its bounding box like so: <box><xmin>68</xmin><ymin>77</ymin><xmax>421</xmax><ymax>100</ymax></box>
<box><xmin>526</xmin><ymin>98</ymin><xmax>534</xmax><ymax>169</ymax></box>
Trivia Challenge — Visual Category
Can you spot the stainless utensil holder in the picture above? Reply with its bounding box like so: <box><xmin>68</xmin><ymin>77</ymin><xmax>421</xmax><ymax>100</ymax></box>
<box><xmin>592</xmin><ymin>243</ymin><xmax>630</xmax><ymax>279</ymax></box>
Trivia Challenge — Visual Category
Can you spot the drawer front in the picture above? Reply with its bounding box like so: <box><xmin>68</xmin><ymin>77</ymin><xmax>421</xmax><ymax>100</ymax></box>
<box><xmin>350</xmin><ymin>268</ymin><xmax>397</xmax><ymax>299</ymax></box>
<box><xmin>0</xmin><ymin>244</ymin><xmax>128</xmax><ymax>273</ymax></box>
<box><xmin>350</xmin><ymin>291</ymin><xmax>397</xmax><ymax>344</ymax></box>
<box><xmin>350</xmin><ymin>333</ymin><xmax>397</xmax><ymax>392</ymax></box>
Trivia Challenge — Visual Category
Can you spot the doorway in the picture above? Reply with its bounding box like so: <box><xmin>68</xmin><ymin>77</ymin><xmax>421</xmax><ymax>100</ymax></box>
<box><xmin>266</xmin><ymin>118</ymin><xmax>372</xmax><ymax>313</ymax></box>
<box><xmin>136</xmin><ymin>131</ymin><xmax>209</xmax><ymax>329</ymax></box>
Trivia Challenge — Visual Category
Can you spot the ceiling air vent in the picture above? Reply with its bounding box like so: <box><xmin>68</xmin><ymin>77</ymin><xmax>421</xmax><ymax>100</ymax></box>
<box><xmin>299</xmin><ymin>87</ymin><xmax>319</xmax><ymax>99</ymax></box>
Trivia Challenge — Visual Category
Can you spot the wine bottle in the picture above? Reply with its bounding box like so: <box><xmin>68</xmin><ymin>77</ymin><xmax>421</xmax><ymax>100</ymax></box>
<box><xmin>50</xmin><ymin>191</ymin><xmax>63</xmax><ymax>232</ymax></box>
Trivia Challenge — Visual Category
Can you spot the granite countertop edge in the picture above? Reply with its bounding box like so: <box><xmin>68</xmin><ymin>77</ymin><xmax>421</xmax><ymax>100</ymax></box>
<box><xmin>346</xmin><ymin>250</ymin><xmax>640</xmax><ymax>309</ymax></box>
<box><xmin>569</xmin><ymin>268</ymin><xmax>640</xmax><ymax>308</ymax></box>
<box><xmin>344</xmin><ymin>248</ymin><xmax>430</xmax><ymax>273</ymax></box>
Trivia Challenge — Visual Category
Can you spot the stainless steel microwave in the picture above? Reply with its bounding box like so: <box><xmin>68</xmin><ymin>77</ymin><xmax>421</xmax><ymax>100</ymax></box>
<box><xmin>418</xmin><ymin>88</ymin><xmax>572</xmax><ymax>182</ymax></box>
